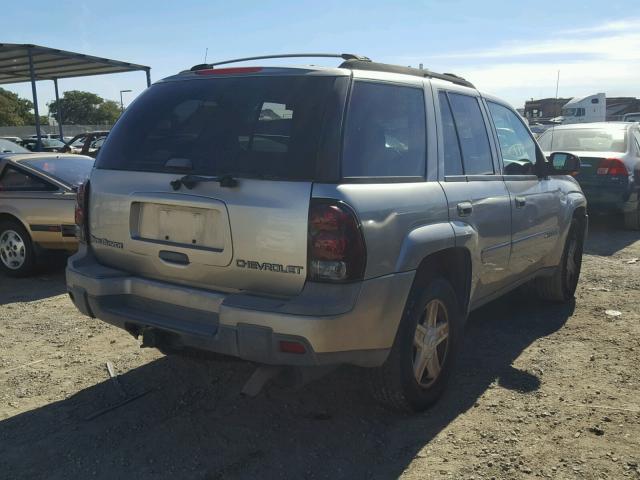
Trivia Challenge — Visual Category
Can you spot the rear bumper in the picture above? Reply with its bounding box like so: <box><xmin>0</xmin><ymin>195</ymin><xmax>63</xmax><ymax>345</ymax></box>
<box><xmin>66</xmin><ymin>247</ymin><xmax>414</xmax><ymax>367</ymax></box>
<box><xmin>581</xmin><ymin>179</ymin><xmax>637</xmax><ymax>212</ymax></box>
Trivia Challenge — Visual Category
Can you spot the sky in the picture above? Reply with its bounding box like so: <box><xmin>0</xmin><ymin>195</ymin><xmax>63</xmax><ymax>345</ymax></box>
<box><xmin>2</xmin><ymin>0</ymin><xmax>639</xmax><ymax>115</ymax></box>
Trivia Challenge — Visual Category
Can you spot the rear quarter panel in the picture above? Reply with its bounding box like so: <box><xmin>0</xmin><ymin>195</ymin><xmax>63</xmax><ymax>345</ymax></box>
<box><xmin>0</xmin><ymin>192</ymin><xmax>76</xmax><ymax>249</ymax></box>
<box><xmin>311</xmin><ymin>182</ymin><xmax>451</xmax><ymax>279</ymax></box>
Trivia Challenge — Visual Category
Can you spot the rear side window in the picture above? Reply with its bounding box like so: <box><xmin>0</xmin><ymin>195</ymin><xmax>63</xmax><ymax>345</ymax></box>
<box><xmin>438</xmin><ymin>92</ymin><xmax>464</xmax><ymax>175</ymax></box>
<box><xmin>96</xmin><ymin>76</ymin><xmax>343</xmax><ymax>180</ymax></box>
<box><xmin>22</xmin><ymin>156</ymin><xmax>95</xmax><ymax>186</ymax></box>
<box><xmin>342</xmin><ymin>82</ymin><xmax>426</xmax><ymax>178</ymax></box>
<box><xmin>0</xmin><ymin>166</ymin><xmax>55</xmax><ymax>192</ymax></box>
<box><xmin>447</xmin><ymin>93</ymin><xmax>494</xmax><ymax>175</ymax></box>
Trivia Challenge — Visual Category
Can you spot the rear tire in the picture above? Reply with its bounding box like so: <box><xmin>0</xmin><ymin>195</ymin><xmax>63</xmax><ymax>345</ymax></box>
<box><xmin>623</xmin><ymin>201</ymin><xmax>640</xmax><ymax>230</ymax></box>
<box><xmin>0</xmin><ymin>220</ymin><xmax>36</xmax><ymax>277</ymax></box>
<box><xmin>535</xmin><ymin>218</ymin><xmax>584</xmax><ymax>302</ymax></box>
<box><xmin>370</xmin><ymin>277</ymin><xmax>463</xmax><ymax>413</ymax></box>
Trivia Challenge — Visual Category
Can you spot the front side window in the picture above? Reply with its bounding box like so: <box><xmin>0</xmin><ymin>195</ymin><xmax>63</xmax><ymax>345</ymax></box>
<box><xmin>487</xmin><ymin>101</ymin><xmax>539</xmax><ymax>175</ymax></box>
<box><xmin>0</xmin><ymin>166</ymin><xmax>55</xmax><ymax>192</ymax></box>
<box><xmin>342</xmin><ymin>82</ymin><xmax>426</xmax><ymax>178</ymax></box>
<box><xmin>447</xmin><ymin>93</ymin><xmax>494</xmax><ymax>175</ymax></box>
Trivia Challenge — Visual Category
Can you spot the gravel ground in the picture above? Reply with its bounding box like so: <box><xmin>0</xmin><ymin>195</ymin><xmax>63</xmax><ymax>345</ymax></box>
<box><xmin>0</xmin><ymin>217</ymin><xmax>638</xmax><ymax>480</ymax></box>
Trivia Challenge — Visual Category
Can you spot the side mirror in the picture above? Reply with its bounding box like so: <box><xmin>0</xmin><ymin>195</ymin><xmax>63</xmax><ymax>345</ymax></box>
<box><xmin>548</xmin><ymin>152</ymin><xmax>581</xmax><ymax>175</ymax></box>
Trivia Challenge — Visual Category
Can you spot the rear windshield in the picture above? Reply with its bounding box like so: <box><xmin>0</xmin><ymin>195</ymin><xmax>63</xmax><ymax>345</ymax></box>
<box><xmin>538</xmin><ymin>128</ymin><xmax>627</xmax><ymax>153</ymax></box>
<box><xmin>96</xmin><ymin>76</ymin><xmax>341</xmax><ymax>180</ymax></box>
<box><xmin>23</xmin><ymin>156</ymin><xmax>95</xmax><ymax>186</ymax></box>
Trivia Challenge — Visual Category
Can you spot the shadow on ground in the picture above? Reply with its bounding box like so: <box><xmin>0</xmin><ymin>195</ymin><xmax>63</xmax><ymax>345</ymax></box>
<box><xmin>584</xmin><ymin>214</ymin><xmax>640</xmax><ymax>256</ymax></box>
<box><xmin>0</xmin><ymin>291</ymin><xmax>574</xmax><ymax>479</ymax></box>
<box><xmin>0</xmin><ymin>266</ymin><xmax>67</xmax><ymax>305</ymax></box>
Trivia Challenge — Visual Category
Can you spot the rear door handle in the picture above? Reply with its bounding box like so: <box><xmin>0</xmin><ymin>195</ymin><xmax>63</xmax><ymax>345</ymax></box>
<box><xmin>159</xmin><ymin>250</ymin><xmax>190</xmax><ymax>265</ymax></box>
<box><xmin>515</xmin><ymin>196</ymin><xmax>526</xmax><ymax>208</ymax></box>
<box><xmin>457</xmin><ymin>201</ymin><xmax>473</xmax><ymax>216</ymax></box>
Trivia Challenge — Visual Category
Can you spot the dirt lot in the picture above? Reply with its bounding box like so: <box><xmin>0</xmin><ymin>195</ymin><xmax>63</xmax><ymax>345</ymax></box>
<box><xmin>1</xmin><ymin>218</ymin><xmax>639</xmax><ymax>480</ymax></box>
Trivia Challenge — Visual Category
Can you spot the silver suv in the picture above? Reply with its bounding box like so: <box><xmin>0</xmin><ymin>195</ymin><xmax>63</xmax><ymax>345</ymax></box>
<box><xmin>66</xmin><ymin>54</ymin><xmax>587</xmax><ymax>412</ymax></box>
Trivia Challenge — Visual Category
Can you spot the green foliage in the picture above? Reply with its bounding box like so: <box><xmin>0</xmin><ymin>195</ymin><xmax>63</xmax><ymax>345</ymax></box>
<box><xmin>48</xmin><ymin>90</ymin><xmax>120</xmax><ymax>125</ymax></box>
<box><xmin>0</xmin><ymin>88</ymin><xmax>36</xmax><ymax>126</ymax></box>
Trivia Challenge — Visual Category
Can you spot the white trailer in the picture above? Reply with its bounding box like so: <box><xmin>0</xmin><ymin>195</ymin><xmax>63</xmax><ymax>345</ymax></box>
<box><xmin>557</xmin><ymin>93</ymin><xmax>606</xmax><ymax>124</ymax></box>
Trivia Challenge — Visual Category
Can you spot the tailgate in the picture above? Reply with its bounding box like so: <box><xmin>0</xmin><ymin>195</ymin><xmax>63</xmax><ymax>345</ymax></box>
<box><xmin>88</xmin><ymin>169</ymin><xmax>311</xmax><ymax>296</ymax></box>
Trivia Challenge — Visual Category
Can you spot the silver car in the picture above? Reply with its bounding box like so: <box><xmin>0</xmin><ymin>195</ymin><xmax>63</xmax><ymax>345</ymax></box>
<box><xmin>66</xmin><ymin>54</ymin><xmax>587</xmax><ymax>412</ymax></box>
<box><xmin>538</xmin><ymin>122</ymin><xmax>640</xmax><ymax>229</ymax></box>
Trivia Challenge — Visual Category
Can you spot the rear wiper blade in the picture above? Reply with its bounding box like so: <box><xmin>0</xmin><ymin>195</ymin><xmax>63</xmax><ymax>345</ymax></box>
<box><xmin>170</xmin><ymin>174</ymin><xmax>238</xmax><ymax>190</ymax></box>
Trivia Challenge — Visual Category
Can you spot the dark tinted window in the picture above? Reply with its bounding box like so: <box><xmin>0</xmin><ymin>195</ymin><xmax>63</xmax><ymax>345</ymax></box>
<box><xmin>438</xmin><ymin>92</ymin><xmax>463</xmax><ymax>175</ymax></box>
<box><xmin>23</xmin><ymin>156</ymin><xmax>94</xmax><ymax>186</ymax></box>
<box><xmin>487</xmin><ymin>101</ymin><xmax>538</xmax><ymax>175</ymax></box>
<box><xmin>0</xmin><ymin>166</ymin><xmax>55</xmax><ymax>191</ymax></box>
<box><xmin>342</xmin><ymin>82</ymin><xmax>426</xmax><ymax>178</ymax></box>
<box><xmin>447</xmin><ymin>93</ymin><xmax>494</xmax><ymax>175</ymax></box>
<box><xmin>96</xmin><ymin>76</ymin><xmax>342</xmax><ymax>180</ymax></box>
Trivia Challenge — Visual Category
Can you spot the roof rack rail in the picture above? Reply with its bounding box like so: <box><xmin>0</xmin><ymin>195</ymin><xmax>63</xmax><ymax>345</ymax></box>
<box><xmin>339</xmin><ymin>59</ymin><xmax>475</xmax><ymax>88</ymax></box>
<box><xmin>190</xmin><ymin>53</ymin><xmax>371</xmax><ymax>71</ymax></box>
<box><xmin>188</xmin><ymin>54</ymin><xmax>474</xmax><ymax>89</ymax></box>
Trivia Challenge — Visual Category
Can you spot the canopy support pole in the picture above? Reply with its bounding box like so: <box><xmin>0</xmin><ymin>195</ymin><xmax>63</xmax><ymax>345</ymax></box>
<box><xmin>145</xmin><ymin>68</ymin><xmax>151</xmax><ymax>87</ymax></box>
<box><xmin>27</xmin><ymin>48</ymin><xmax>42</xmax><ymax>152</ymax></box>
<box><xmin>53</xmin><ymin>78</ymin><xmax>64</xmax><ymax>141</ymax></box>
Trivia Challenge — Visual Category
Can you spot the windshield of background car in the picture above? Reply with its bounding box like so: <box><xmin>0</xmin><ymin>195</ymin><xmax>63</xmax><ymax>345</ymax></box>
<box><xmin>41</xmin><ymin>139</ymin><xmax>66</xmax><ymax>148</ymax></box>
<box><xmin>96</xmin><ymin>75</ymin><xmax>343</xmax><ymax>180</ymax></box>
<box><xmin>538</xmin><ymin>128</ymin><xmax>627</xmax><ymax>153</ymax></box>
<box><xmin>0</xmin><ymin>139</ymin><xmax>29</xmax><ymax>153</ymax></box>
<box><xmin>22</xmin><ymin>156</ymin><xmax>95</xmax><ymax>186</ymax></box>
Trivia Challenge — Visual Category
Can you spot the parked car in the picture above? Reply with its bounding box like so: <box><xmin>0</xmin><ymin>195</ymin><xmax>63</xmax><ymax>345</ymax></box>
<box><xmin>26</xmin><ymin>133</ymin><xmax>64</xmax><ymax>140</ymax></box>
<box><xmin>623</xmin><ymin>112</ymin><xmax>640</xmax><ymax>122</ymax></box>
<box><xmin>66</xmin><ymin>54</ymin><xmax>587</xmax><ymax>412</ymax></box>
<box><xmin>0</xmin><ymin>153</ymin><xmax>94</xmax><ymax>276</ymax></box>
<box><xmin>538</xmin><ymin>122</ymin><xmax>640</xmax><ymax>229</ymax></box>
<box><xmin>0</xmin><ymin>139</ymin><xmax>29</xmax><ymax>154</ymax></box>
<box><xmin>0</xmin><ymin>136</ymin><xmax>23</xmax><ymax>144</ymax></box>
<box><xmin>20</xmin><ymin>138</ymin><xmax>67</xmax><ymax>152</ymax></box>
<box><xmin>63</xmin><ymin>131</ymin><xmax>109</xmax><ymax>158</ymax></box>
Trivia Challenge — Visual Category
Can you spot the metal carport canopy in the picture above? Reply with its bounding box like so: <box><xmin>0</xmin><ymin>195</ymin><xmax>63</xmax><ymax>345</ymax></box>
<box><xmin>0</xmin><ymin>43</ymin><xmax>151</xmax><ymax>149</ymax></box>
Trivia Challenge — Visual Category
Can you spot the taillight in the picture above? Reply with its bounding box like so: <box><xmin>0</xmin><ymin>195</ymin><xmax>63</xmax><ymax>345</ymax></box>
<box><xmin>308</xmin><ymin>200</ymin><xmax>366</xmax><ymax>282</ymax></box>
<box><xmin>75</xmin><ymin>181</ymin><xmax>90</xmax><ymax>242</ymax></box>
<box><xmin>596</xmin><ymin>158</ymin><xmax>628</xmax><ymax>176</ymax></box>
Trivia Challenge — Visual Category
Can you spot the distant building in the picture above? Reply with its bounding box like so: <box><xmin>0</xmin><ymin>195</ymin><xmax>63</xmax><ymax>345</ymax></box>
<box><xmin>523</xmin><ymin>97</ymin><xmax>571</xmax><ymax>122</ymax></box>
<box><xmin>606</xmin><ymin>97</ymin><xmax>640</xmax><ymax>120</ymax></box>
<box><xmin>523</xmin><ymin>95</ymin><xmax>640</xmax><ymax>123</ymax></box>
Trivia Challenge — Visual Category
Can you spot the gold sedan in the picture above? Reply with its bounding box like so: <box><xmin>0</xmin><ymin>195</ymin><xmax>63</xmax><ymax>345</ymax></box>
<box><xmin>0</xmin><ymin>142</ymin><xmax>94</xmax><ymax>276</ymax></box>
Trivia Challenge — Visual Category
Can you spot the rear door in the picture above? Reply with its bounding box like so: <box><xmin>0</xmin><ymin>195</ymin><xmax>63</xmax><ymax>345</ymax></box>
<box><xmin>485</xmin><ymin>100</ymin><xmax>561</xmax><ymax>277</ymax></box>
<box><xmin>433</xmin><ymin>87</ymin><xmax>512</xmax><ymax>302</ymax></box>
<box><xmin>89</xmin><ymin>73</ymin><xmax>347</xmax><ymax>296</ymax></box>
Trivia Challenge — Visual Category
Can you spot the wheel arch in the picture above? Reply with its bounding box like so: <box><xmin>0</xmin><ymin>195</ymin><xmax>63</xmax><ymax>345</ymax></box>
<box><xmin>412</xmin><ymin>247</ymin><xmax>473</xmax><ymax>317</ymax></box>
<box><xmin>0</xmin><ymin>211</ymin><xmax>30</xmax><ymax>233</ymax></box>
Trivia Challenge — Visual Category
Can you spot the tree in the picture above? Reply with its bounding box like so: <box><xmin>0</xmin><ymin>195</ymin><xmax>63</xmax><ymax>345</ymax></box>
<box><xmin>48</xmin><ymin>90</ymin><xmax>120</xmax><ymax>125</ymax></box>
<box><xmin>0</xmin><ymin>88</ymin><xmax>37</xmax><ymax>126</ymax></box>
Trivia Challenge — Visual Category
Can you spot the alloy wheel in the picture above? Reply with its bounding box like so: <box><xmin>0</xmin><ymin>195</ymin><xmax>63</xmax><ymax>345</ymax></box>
<box><xmin>412</xmin><ymin>299</ymin><xmax>450</xmax><ymax>388</ymax></box>
<box><xmin>0</xmin><ymin>230</ymin><xmax>26</xmax><ymax>270</ymax></box>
